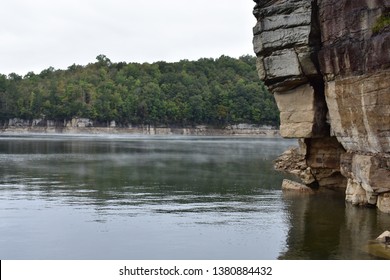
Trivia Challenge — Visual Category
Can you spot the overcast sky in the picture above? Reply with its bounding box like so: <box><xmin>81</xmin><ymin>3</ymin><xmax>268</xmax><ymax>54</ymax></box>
<box><xmin>0</xmin><ymin>0</ymin><xmax>256</xmax><ymax>75</ymax></box>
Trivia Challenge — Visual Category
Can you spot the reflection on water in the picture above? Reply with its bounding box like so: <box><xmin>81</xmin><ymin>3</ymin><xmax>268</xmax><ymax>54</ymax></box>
<box><xmin>280</xmin><ymin>191</ymin><xmax>390</xmax><ymax>259</ymax></box>
<box><xmin>0</xmin><ymin>134</ymin><xmax>389</xmax><ymax>260</ymax></box>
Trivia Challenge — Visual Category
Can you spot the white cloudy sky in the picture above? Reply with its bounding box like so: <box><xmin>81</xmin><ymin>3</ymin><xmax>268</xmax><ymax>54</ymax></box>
<box><xmin>0</xmin><ymin>0</ymin><xmax>256</xmax><ymax>75</ymax></box>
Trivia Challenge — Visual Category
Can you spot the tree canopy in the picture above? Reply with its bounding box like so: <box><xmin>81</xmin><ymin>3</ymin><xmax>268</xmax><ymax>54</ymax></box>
<box><xmin>0</xmin><ymin>55</ymin><xmax>279</xmax><ymax>127</ymax></box>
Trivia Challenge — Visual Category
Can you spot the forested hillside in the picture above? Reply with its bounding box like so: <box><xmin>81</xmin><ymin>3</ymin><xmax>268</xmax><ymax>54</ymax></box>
<box><xmin>0</xmin><ymin>55</ymin><xmax>279</xmax><ymax>127</ymax></box>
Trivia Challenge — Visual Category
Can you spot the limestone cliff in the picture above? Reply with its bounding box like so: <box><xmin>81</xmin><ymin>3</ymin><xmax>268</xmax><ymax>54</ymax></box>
<box><xmin>253</xmin><ymin>0</ymin><xmax>390</xmax><ymax>212</ymax></box>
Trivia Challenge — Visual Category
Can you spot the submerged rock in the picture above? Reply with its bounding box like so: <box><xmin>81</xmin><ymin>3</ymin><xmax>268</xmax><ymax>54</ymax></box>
<box><xmin>364</xmin><ymin>231</ymin><xmax>390</xmax><ymax>259</ymax></box>
<box><xmin>376</xmin><ymin>231</ymin><xmax>390</xmax><ymax>244</ymax></box>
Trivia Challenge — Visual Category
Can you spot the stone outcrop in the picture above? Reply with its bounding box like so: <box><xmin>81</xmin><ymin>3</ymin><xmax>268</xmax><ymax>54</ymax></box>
<box><xmin>282</xmin><ymin>179</ymin><xmax>315</xmax><ymax>193</ymax></box>
<box><xmin>376</xmin><ymin>231</ymin><xmax>390</xmax><ymax>244</ymax></box>
<box><xmin>253</xmin><ymin>0</ymin><xmax>390</xmax><ymax>213</ymax></box>
<box><xmin>365</xmin><ymin>230</ymin><xmax>390</xmax><ymax>259</ymax></box>
<box><xmin>274</xmin><ymin>142</ymin><xmax>316</xmax><ymax>185</ymax></box>
<box><xmin>1</xmin><ymin>118</ymin><xmax>279</xmax><ymax>136</ymax></box>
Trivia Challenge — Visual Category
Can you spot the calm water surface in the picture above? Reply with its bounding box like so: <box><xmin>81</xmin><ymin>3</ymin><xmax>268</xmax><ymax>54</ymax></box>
<box><xmin>0</xmin><ymin>134</ymin><xmax>389</xmax><ymax>260</ymax></box>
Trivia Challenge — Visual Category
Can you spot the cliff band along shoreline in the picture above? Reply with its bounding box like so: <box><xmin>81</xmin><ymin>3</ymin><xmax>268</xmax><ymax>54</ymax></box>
<box><xmin>252</xmin><ymin>0</ymin><xmax>390</xmax><ymax>213</ymax></box>
<box><xmin>0</xmin><ymin>118</ymin><xmax>280</xmax><ymax>136</ymax></box>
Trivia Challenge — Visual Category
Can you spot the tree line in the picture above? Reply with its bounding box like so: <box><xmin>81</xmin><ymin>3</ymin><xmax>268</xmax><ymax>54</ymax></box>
<box><xmin>0</xmin><ymin>55</ymin><xmax>279</xmax><ymax>127</ymax></box>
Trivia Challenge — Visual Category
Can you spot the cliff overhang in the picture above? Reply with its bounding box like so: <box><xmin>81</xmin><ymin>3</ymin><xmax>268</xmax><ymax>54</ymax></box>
<box><xmin>253</xmin><ymin>0</ymin><xmax>390</xmax><ymax>213</ymax></box>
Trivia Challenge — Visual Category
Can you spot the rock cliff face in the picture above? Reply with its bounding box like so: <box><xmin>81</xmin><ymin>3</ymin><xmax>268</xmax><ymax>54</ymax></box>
<box><xmin>253</xmin><ymin>0</ymin><xmax>390</xmax><ymax>212</ymax></box>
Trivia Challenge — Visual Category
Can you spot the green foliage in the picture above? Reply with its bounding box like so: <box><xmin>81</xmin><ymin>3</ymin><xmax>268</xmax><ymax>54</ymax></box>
<box><xmin>372</xmin><ymin>12</ymin><xmax>390</xmax><ymax>34</ymax></box>
<box><xmin>0</xmin><ymin>55</ymin><xmax>279</xmax><ymax>127</ymax></box>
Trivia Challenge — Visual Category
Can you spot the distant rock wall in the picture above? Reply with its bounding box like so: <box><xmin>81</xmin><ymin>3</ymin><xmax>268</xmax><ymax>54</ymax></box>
<box><xmin>1</xmin><ymin>118</ymin><xmax>279</xmax><ymax>136</ymax></box>
<box><xmin>253</xmin><ymin>0</ymin><xmax>390</xmax><ymax>212</ymax></box>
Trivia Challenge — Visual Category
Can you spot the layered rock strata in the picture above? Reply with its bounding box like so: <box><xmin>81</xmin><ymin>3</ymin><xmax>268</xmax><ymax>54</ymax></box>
<box><xmin>253</xmin><ymin>0</ymin><xmax>390</xmax><ymax>212</ymax></box>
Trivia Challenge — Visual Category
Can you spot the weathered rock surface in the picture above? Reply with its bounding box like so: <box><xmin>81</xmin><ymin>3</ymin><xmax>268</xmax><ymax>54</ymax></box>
<box><xmin>274</xmin><ymin>143</ymin><xmax>316</xmax><ymax>185</ymax></box>
<box><xmin>2</xmin><ymin>118</ymin><xmax>280</xmax><ymax>136</ymax></box>
<box><xmin>365</xmin><ymin>230</ymin><xmax>390</xmax><ymax>259</ymax></box>
<box><xmin>305</xmin><ymin>137</ymin><xmax>347</xmax><ymax>189</ymax></box>
<box><xmin>274</xmin><ymin>137</ymin><xmax>346</xmax><ymax>188</ymax></box>
<box><xmin>376</xmin><ymin>231</ymin><xmax>390</xmax><ymax>243</ymax></box>
<box><xmin>325</xmin><ymin>72</ymin><xmax>390</xmax><ymax>153</ymax></box>
<box><xmin>274</xmin><ymin>84</ymin><xmax>317</xmax><ymax>138</ymax></box>
<box><xmin>253</xmin><ymin>0</ymin><xmax>390</xmax><ymax>212</ymax></box>
<box><xmin>254</xmin><ymin>0</ymin><xmax>329</xmax><ymax>139</ymax></box>
<box><xmin>345</xmin><ymin>178</ymin><xmax>370</xmax><ymax>206</ymax></box>
<box><xmin>378</xmin><ymin>193</ymin><xmax>390</xmax><ymax>214</ymax></box>
<box><xmin>282</xmin><ymin>179</ymin><xmax>315</xmax><ymax>193</ymax></box>
<box><xmin>319</xmin><ymin>0</ymin><xmax>390</xmax><ymax>153</ymax></box>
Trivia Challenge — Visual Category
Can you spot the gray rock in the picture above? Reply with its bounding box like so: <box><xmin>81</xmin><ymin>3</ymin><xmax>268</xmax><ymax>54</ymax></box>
<box><xmin>282</xmin><ymin>179</ymin><xmax>315</xmax><ymax>193</ymax></box>
<box><xmin>263</xmin><ymin>49</ymin><xmax>302</xmax><ymax>79</ymax></box>
<box><xmin>253</xmin><ymin>26</ymin><xmax>311</xmax><ymax>55</ymax></box>
<box><xmin>376</xmin><ymin>231</ymin><xmax>390</xmax><ymax>243</ymax></box>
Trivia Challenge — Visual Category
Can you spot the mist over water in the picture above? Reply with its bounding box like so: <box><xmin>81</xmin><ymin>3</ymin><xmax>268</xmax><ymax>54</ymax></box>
<box><xmin>0</xmin><ymin>135</ymin><xmax>389</xmax><ymax>259</ymax></box>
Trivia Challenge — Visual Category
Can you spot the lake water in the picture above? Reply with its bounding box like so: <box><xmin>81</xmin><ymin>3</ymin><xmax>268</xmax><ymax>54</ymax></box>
<box><xmin>0</xmin><ymin>134</ymin><xmax>389</xmax><ymax>260</ymax></box>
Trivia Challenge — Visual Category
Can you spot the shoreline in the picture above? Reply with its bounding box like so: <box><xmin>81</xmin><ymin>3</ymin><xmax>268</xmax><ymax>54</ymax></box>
<box><xmin>0</xmin><ymin>125</ymin><xmax>280</xmax><ymax>137</ymax></box>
